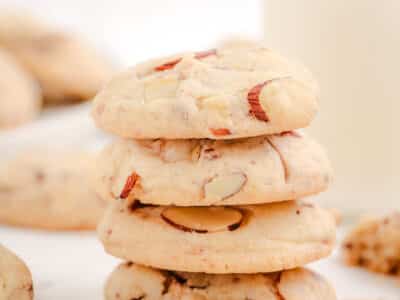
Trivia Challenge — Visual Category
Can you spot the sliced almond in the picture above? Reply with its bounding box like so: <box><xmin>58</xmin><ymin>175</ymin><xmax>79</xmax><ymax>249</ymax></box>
<box><xmin>255</xmin><ymin>77</ymin><xmax>312</xmax><ymax>125</ymax></box>
<box><xmin>277</xmin><ymin>130</ymin><xmax>302</xmax><ymax>138</ymax></box>
<box><xmin>203</xmin><ymin>172</ymin><xmax>247</xmax><ymax>201</ymax></box>
<box><xmin>210</xmin><ymin>128</ymin><xmax>231</xmax><ymax>136</ymax></box>
<box><xmin>153</xmin><ymin>49</ymin><xmax>215</xmax><ymax>72</ymax></box>
<box><xmin>144</xmin><ymin>76</ymin><xmax>179</xmax><ymax>101</ymax></box>
<box><xmin>247</xmin><ymin>76</ymin><xmax>294</xmax><ymax>122</ymax></box>
<box><xmin>154</xmin><ymin>58</ymin><xmax>182</xmax><ymax>71</ymax></box>
<box><xmin>119</xmin><ymin>172</ymin><xmax>140</xmax><ymax>199</ymax></box>
<box><xmin>247</xmin><ymin>81</ymin><xmax>270</xmax><ymax>121</ymax></box>
<box><xmin>161</xmin><ymin>206</ymin><xmax>244</xmax><ymax>233</ymax></box>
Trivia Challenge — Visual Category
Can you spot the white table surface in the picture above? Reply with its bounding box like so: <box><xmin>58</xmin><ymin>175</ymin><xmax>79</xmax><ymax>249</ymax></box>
<box><xmin>1</xmin><ymin>225</ymin><xmax>399</xmax><ymax>300</ymax></box>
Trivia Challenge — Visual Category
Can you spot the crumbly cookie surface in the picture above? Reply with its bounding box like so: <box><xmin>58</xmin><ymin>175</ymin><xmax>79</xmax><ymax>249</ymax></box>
<box><xmin>105</xmin><ymin>263</ymin><xmax>336</xmax><ymax>300</ymax></box>
<box><xmin>0</xmin><ymin>245</ymin><xmax>33</xmax><ymax>300</ymax></box>
<box><xmin>0</xmin><ymin>151</ymin><xmax>106</xmax><ymax>230</ymax></box>
<box><xmin>0</xmin><ymin>48</ymin><xmax>41</xmax><ymax>129</ymax></box>
<box><xmin>96</xmin><ymin>131</ymin><xmax>332</xmax><ymax>206</ymax></box>
<box><xmin>98</xmin><ymin>200</ymin><xmax>336</xmax><ymax>273</ymax></box>
<box><xmin>0</xmin><ymin>12</ymin><xmax>115</xmax><ymax>105</ymax></box>
<box><xmin>343</xmin><ymin>212</ymin><xmax>400</xmax><ymax>277</ymax></box>
<box><xmin>92</xmin><ymin>39</ymin><xmax>318</xmax><ymax>139</ymax></box>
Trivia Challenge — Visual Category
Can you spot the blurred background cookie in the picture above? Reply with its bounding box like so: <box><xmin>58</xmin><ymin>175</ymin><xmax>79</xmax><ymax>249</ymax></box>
<box><xmin>0</xmin><ymin>12</ymin><xmax>116</xmax><ymax>106</ymax></box>
<box><xmin>0</xmin><ymin>150</ymin><xmax>107</xmax><ymax>230</ymax></box>
<box><xmin>343</xmin><ymin>212</ymin><xmax>400</xmax><ymax>278</ymax></box>
<box><xmin>0</xmin><ymin>48</ymin><xmax>41</xmax><ymax>129</ymax></box>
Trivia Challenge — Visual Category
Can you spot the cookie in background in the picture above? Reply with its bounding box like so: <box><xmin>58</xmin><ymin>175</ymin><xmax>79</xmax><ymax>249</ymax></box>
<box><xmin>343</xmin><ymin>212</ymin><xmax>400</xmax><ymax>279</ymax></box>
<box><xmin>0</xmin><ymin>150</ymin><xmax>107</xmax><ymax>230</ymax></box>
<box><xmin>0</xmin><ymin>48</ymin><xmax>41</xmax><ymax>129</ymax></box>
<box><xmin>0</xmin><ymin>11</ymin><xmax>116</xmax><ymax>106</ymax></box>
<box><xmin>0</xmin><ymin>244</ymin><xmax>33</xmax><ymax>300</ymax></box>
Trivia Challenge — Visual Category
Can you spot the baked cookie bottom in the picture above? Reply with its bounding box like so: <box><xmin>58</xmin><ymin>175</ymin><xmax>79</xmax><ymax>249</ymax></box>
<box><xmin>343</xmin><ymin>212</ymin><xmax>400</xmax><ymax>277</ymax></box>
<box><xmin>105</xmin><ymin>262</ymin><xmax>336</xmax><ymax>300</ymax></box>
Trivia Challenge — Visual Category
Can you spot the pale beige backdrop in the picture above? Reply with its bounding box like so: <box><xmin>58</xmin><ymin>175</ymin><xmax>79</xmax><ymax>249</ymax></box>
<box><xmin>264</xmin><ymin>0</ymin><xmax>399</xmax><ymax>215</ymax></box>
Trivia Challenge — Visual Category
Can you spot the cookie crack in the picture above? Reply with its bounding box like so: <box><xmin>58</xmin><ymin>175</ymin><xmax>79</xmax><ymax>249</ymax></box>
<box><xmin>266</xmin><ymin>137</ymin><xmax>289</xmax><ymax>183</ymax></box>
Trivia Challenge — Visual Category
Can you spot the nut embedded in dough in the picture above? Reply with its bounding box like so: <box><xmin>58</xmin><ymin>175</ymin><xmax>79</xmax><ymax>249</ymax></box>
<box><xmin>160</xmin><ymin>206</ymin><xmax>244</xmax><ymax>233</ymax></box>
<box><xmin>209</xmin><ymin>128</ymin><xmax>231</xmax><ymax>136</ymax></box>
<box><xmin>248</xmin><ymin>80</ymin><xmax>271</xmax><ymax>122</ymax></box>
<box><xmin>203</xmin><ymin>172</ymin><xmax>247</xmax><ymax>201</ymax></box>
<box><xmin>154</xmin><ymin>58</ymin><xmax>183</xmax><ymax>71</ymax></box>
<box><xmin>154</xmin><ymin>49</ymin><xmax>217</xmax><ymax>72</ymax></box>
<box><xmin>120</xmin><ymin>172</ymin><xmax>140</xmax><ymax>199</ymax></box>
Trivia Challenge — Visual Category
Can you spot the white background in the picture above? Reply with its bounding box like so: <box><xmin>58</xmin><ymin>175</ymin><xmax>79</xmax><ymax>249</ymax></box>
<box><xmin>0</xmin><ymin>0</ymin><xmax>263</xmax><ymax>65</ymax></box>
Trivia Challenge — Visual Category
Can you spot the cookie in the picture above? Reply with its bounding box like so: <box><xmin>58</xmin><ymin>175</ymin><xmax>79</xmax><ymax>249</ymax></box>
<box><xmin>98</xmin><ymin>200</ymin><xmax>336</xmax><ymax>273</ymax></box>
<box><xmin>0</xmin><ymin>244</ymin><xmax>33</xmax><ymax>300</ymax></box>
<box><xmin>92</xmin><ymin>39</ymin><xmax>318</xmax><ymax>139</ymax></box>
<box><xmin>105</xmin><ymin>263</ymin><xmax>336</xmax><ymax>300</ymax></box>
<box><xmin>0</xmin><ymin>150</ymin><xmax>106</xmax><ymax>230</ymax></box>
<box><xmin>0</xmin><ymin>48</ymin><xmax>41</xmax><ymax>129</ymax></box>
<box><xmin>96</xmin><ymin>131</ymin><xmax>332</xmax><ymax>206</ymax></box>
<box><xmin>0</xmin><ymin>12</ymin><xmax>115</xmax><ymax>105</ymax></box>
<box><xmin>343</xmin><ymin>212</ymin><xmax>400</xmax><ymax>277</ymax></box>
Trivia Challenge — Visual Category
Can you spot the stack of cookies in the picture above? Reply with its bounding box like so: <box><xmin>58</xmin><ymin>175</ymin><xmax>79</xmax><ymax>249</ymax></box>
<box><xmin>92</xmin><ymin>40</ymin><xmax>337</xmax><ymax>300</ymax></box>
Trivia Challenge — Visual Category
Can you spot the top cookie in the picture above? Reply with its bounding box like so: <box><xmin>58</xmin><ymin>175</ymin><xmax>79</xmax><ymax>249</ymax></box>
<box><xmin>0</xmin><ymin>12</ymin><xmax>115</xmax><ymax>105</ymax></box>
<box><xmin>92</xmin><ymin>39</ymin><xmax>319</xmax><ymax>139</ymax></box>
